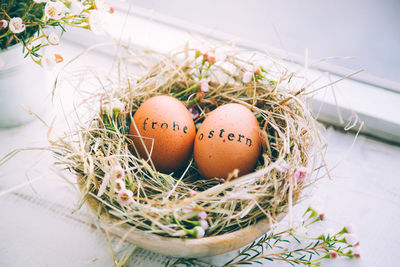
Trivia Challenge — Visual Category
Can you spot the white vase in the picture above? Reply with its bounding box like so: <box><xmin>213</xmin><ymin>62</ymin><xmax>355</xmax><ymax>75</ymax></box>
<box><xmin>0</xmin><ymin>44</ymin><xmax>49</xmax><ymax>128</ymax></box>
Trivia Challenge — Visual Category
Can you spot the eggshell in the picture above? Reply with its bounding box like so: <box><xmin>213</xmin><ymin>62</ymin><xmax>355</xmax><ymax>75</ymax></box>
<box><xmin>194</xmin><ymin>103</ymin><xmax>261</xmax><ymax>179</ymax></box>
<box><xmin>129</xmin><ymin>95</ymin><xmax>196</xmax><ymax>173</ymax></box>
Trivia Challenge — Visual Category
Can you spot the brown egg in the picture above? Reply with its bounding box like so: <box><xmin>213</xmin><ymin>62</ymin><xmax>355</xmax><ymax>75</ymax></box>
<box><xmin>194</xmin><ymin>103</ymin><xmax>261</xmax><ymax>179</ymax></box>
<box><xmin>129</xmin><ymin>95</ymin><xmax>196</xmax><ymax>173</ymax></box>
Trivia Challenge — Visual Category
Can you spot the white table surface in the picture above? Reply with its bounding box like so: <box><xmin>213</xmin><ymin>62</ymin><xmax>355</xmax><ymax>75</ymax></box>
<box><xmin>1</xmin><ymin>33</ymin><xmax>400</xmax><ymax>267</ymax></box>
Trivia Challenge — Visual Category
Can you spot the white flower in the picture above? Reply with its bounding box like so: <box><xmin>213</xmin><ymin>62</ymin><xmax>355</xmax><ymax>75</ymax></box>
<box><xmin>0</xmin><ymin>19</ymin><xmax>8</xmax><ymax>29</ymax></box>
<box><xmin>88</xmin><ymin>10</ymin><xmax>107</xmax><ymax>34</ymax></box>
<box><xmin>117</xmin><ymin>189</ymin><xmax>133</xmax><ymax>206</ymax></box>
<box><xmin>69</xmin><ymin>0</ymin><xmax>84</xmax><ymax>15</ymax></box>
<box><xmin>45</xmin><ymin>1</ymin><xmax>65</xmax><ymax>20</ymax></box>
<box><xmin>344</xmin><ymin>234</ymin><xmax>359</xmax><ymax>246</ymax></box>
<box><xmin>242</xmin><ymin>71</ymin><xmax>253</xmax><ymax>83</ymax></box>
<box><xmin>0</xmin><ymin>56</ymin><xmax>4</xmax><ymax>68</ymax></box>
<box><xmin>47</xmin><ymin>32</ymin><xmax>59</xmax><ymax>45</ymax></box>
<box><xmin>34</xmin><ymin>0</ymin><xmax>48</xmax><ymax>3</ymax></box>
<box><xmin>40</xmin><ymin>54</ymin><xmax>57</xmax><ymax>70</ymax></box>
<box><xmin>294</xmin><ymin>166</ymin><xmax>307</xmax><ymax>182</ymax></box>
<box><xmin>110</xmin><ymin>165</ymin><xmax>125</xmax><ymax>179</ymax></box>
<box><xmin>8</xmin><ymin>17</ymin><xmax>25</xmax><ymax>34</ymax></box>
<box><xmin>114</xmin><ymin>178</ymin><xmax>126</xmax><ymax>193</ymax></box>
<box><xmin>40</xmin><ymin>53</ymin><xmax>63</xmax><ymax>70</ymax></box>
<box><xmin>199</xmin><ymin>79</ymin><xmax>209</xmax><ymax>92</ymax></box>
<box><xmin>200</xmin><ymin>220</ymin><xmax>209</xmax><ymax>230</ymax></box>
<box><xmin>194</xmin><ymin>226</ymin><xmax>205</xmax><ymax>238</ymax></box>
<box><xmin>198</xmin><ymin>211</ymin><xmax>207</xmax><ymax>221</ymax></box>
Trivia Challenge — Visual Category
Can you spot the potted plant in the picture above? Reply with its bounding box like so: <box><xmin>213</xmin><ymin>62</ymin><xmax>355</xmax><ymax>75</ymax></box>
<box><xmin>0</xmin><ymin>0</ymin><xmax>113</xmax><ymax>128</ymax></box>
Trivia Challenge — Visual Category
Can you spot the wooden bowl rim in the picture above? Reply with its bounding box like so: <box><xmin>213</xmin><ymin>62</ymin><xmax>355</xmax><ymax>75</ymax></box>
<box><xmin>80</xmin><ymin>178</ymin><xmax>286</xmax><ymax>258</ymax></box>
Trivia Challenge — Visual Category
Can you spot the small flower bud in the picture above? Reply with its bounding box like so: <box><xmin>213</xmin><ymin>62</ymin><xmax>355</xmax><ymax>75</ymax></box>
<box><xmin>47</xmin><ymin>32</ymin><xmax>60</xmax><ymax>45</ymax></box>
<box><xmin>294</xmin><ymin>166</ymin><xmax>307</xmax><ymax>182</ymax></box>
<box><xmin>188</xmin><ymin>107</ymin><xmax>199</xmax><ymax>120</ymax></box>
<box><xmin>319</xmin><ymin>213</ymin><xmax>325</xmax><ymax>221</ymax></box>
<box><xmin>198</xmin><ymin>211</ymin><xmax>207</xmax><ymax>221</ymax></box>
<box><xmin>344</xmin><ymin>223</ymin><xmax>356</xmax><ymax>234</ymax></box>
<box><xmin>200</xmin><ymin>220</ymin><xmax>209</xmax><ymax>230</ymax></box>
<box><xmin>350</xmin><ymin>248</ymin><xmax>361</xmax><ymax>259</ymax></box>
<box><xmin>195</xmin><ymin>50</ymin><xmax>202</xmax><ymax>58</ymax></box>
<box><xmin>344</xmin><ymin>234</ymin><xmax>359</xmax><ymax>246</ymax></box>
<box><xmin>0</xmin><ymin>19</ymin><xmax>8</xmax><ymax>29</ymax></box>
<box><xmin>199</xmin><ymin>79</ymin><xmax>209</xmax><ymax>92</ymax></box>
<box><xmin>329</xmin><ymin>251</ymin><xmax>338</xmax><ymax>259</ymax></box>
<box><xmin>207</xmin><ymin>55</ymin><xmax>216</xmax><ymax>65</ymax></box>
<box><xmin>194</xmin><ymin>226</ymin><xmax>205</xmax><ymax>238</ymax></box>
<box><xmin>253</xmin><ymin>66</ymin><xmax>261</xmax><ymax>75</ymax></box>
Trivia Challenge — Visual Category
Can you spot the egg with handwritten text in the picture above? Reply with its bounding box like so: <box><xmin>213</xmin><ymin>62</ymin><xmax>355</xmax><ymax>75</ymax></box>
<box><xmin>194</xmin><ymin>103</ymin><xmax>262</xmax><ymax>179</ymax></box>
<box><xmin>129</xmin><ymin>95</ymin><xmax>196</xmax><ymax>173</ymax></box>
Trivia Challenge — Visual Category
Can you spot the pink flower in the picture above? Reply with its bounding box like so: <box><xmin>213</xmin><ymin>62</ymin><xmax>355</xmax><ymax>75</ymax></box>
<box><xmin>0</xmin><ymin>19</ymin><xmax>8</xmax><ymax>29</ymax></box>
<box><xmin>111</xmin><ymin>165</ymin><xmax>125</xmax><ymax>179</ymax></box>
<box><xmin>117</xmin><ymin>189</ymin><xmax>133</xmax><ymax>206</ymax></box>
<box><xmin>8</xmin><ymin>17</ymin><xmax>25</xmax><ymax>34</ymax></box>
<box><xmin>114</xmin><ymin>178</ymin><xmax>126</xmax><ymax>193</ymax></box>
<box><xmin>199</xmin><ymin>79</ymin><xmax>209</xmax><ymax>92</ymax></box>
<box><xmin>188</xmin><ymin>107</ymin><xmax>199</xmax><ymax>120</ymax></box>
<box><xmin>294</xmin><ymin>167</ymin><xmax>307</xmax><ymax>182</ymax></box>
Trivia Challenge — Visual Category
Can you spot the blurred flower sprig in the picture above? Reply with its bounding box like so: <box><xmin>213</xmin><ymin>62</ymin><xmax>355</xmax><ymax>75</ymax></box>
<box><xmin>0</xmin><ymin>0</ymin><xmax>113</xmax><ymax>68</ymax></box>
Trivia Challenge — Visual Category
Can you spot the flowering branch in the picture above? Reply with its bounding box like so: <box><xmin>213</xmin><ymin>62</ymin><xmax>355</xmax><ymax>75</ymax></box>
<box><xmin>0</xmin><ymin>0</ymin><xmax>114</xmax><ymax>69</ymax></box>
<box><xmin>168</xmin><ymin>206</ymin><xmax>360</xmax><ymax>267</ymax></box>
<box><xmin>222</xmin><ymin>207</ymin><xmax>360</xmax><ymax>266</ymax></box>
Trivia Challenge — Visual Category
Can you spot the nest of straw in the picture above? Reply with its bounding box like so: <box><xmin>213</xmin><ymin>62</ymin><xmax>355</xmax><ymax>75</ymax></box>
<box><xmin>53</xmin><ymin>46</ymin><xmax>321</xmax><ymax>239</ymax></box>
